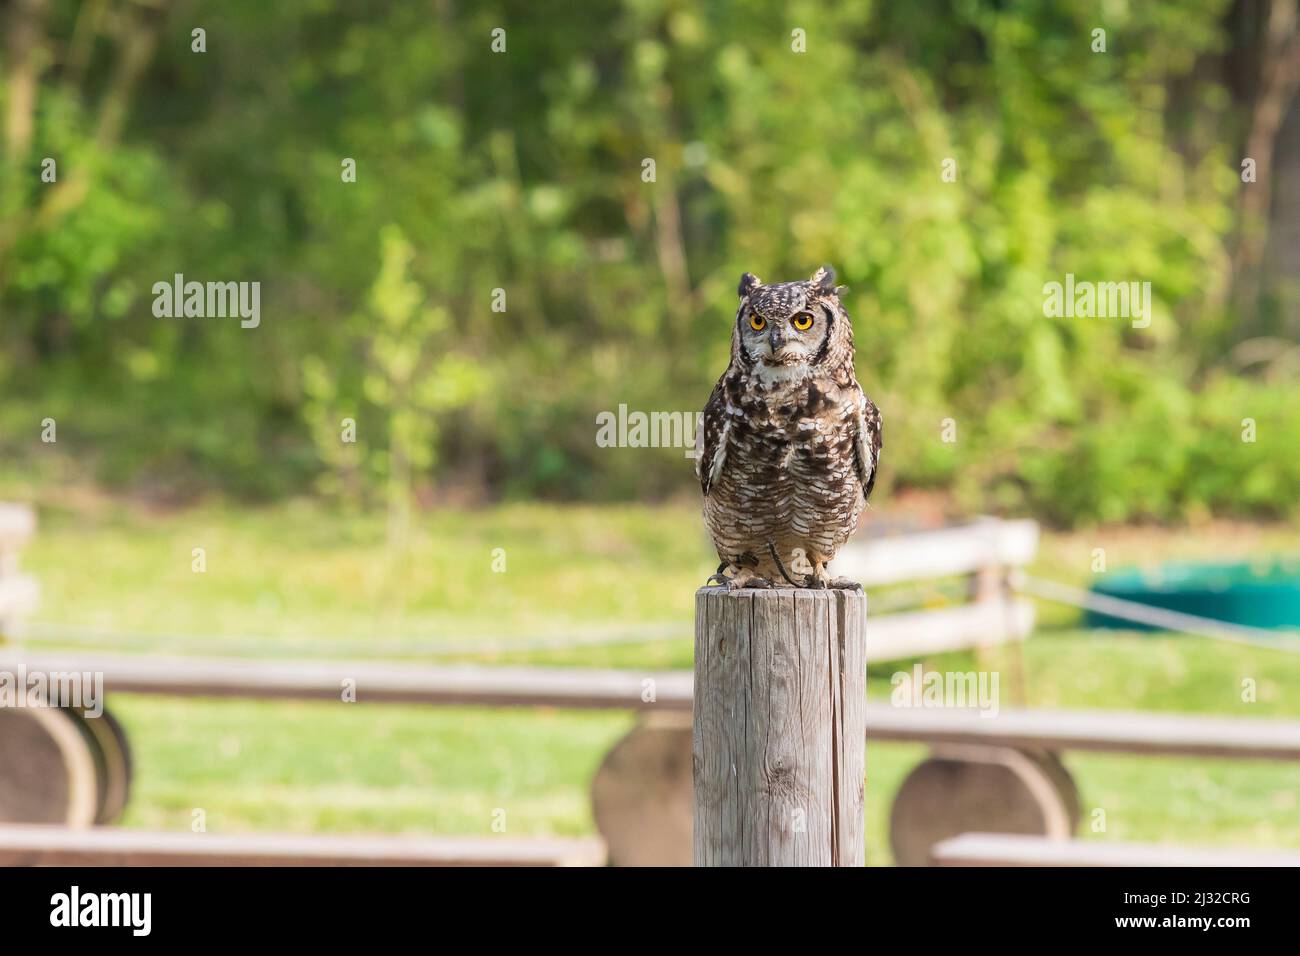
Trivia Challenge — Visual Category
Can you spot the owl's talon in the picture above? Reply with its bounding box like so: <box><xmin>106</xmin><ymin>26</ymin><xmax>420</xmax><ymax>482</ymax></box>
<box><xmin>705</xmin><ymin>562</ymin><xmax>743</xmax><ymax>588</ymax></box>
<box><xmin>726</xmin><ymin>571</ymin><xmax>773</xmax><ymax>590</ymax></box>
<box><xmin>828</xmin><ymin>577</ymin><xmax>864</xmax><ymax>592</ymax></box>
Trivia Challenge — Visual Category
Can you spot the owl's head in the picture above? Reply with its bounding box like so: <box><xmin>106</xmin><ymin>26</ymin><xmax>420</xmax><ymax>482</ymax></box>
<box><xmin>731</xmin><ymin>265</ymin><xmax>851</xmax><ymax>374</ymax></box>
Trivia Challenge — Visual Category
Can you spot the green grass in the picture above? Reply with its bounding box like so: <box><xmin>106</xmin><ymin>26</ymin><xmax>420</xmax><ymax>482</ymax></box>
<box><xmin>21</xmin><ymin>498</ymin><xmax>708</xmax><ymax>665</ymax></box>
<box><xmin>112</xmin><ymin>699</ymin><xmax>632</xmax><ymax>837</ymax></box>
<box><xmin>8</xmin><ymin>495</ymin><xmax>1300</xmax><ymax>864</ymax></box>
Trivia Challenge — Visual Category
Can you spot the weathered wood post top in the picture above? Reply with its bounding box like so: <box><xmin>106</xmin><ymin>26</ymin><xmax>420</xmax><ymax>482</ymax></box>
<box><xmin>693</xmin><ymin>587</ymin><xmax>867</xmax><ymax>866</ymax></box>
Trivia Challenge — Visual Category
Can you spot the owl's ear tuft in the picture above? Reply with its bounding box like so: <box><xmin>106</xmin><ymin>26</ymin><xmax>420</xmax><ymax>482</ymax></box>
<box><xmin>810</xmin><ymin>265</ymin><xmax>837</xmax><ymax>294</ymax></box>
<box><xmin>737</xmin><ymin>272</ymin><xmax>762</xmax><ymax>298</ymax></box>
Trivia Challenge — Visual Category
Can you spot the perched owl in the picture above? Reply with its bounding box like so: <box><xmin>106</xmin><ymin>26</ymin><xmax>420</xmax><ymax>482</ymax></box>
<box><xmin>695</xmin><ymin>265</ymin><xmax>882</xmax><ymax>589</ymax></box>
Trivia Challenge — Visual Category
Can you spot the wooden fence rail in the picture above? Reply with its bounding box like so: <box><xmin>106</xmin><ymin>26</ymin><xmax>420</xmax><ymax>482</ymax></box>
<box><xmin>0</xmin><ymin>504</ymin><xmax>39</xmax><ymax>638</ymax></box>
<box><xmin>6</xmin><ymin>649</ymin><xmax>1300</xmax><ymax>761</ymax></box>
<box><xmin>0</xmin><ymin>824</ymin><xmax>606</xmax><ymax>867</ymax></box>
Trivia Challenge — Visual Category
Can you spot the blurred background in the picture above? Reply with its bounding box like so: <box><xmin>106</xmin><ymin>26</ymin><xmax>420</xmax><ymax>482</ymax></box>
<box><xmin>0</xmin><ymin>0</ymin><xmax>1298</xmax><ymax>864</ymax></box>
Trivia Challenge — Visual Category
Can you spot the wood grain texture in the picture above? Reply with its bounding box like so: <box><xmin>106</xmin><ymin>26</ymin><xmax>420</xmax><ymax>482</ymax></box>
<box><xmin>693</xmin><ymin>587</ymin><xmax>866</xmax><ymax>867</ymax></box>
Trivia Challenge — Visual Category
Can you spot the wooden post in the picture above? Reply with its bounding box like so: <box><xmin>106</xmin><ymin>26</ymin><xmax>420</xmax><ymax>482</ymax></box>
<box><xmin>0</xmin><ymin>504</ymin><xmax>37</xmax><ymax>642</ymax></box>
<box><xmin>693</xmin><ymin>587</ymin><xmax>867</xmax><ymax>866</ymax></box>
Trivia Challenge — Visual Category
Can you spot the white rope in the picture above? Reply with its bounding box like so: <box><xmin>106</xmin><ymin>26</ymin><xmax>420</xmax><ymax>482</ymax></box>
<box><xmin>14</xmin><ymin>583</ymin><xmax>945</xmax><ymax>658</ymax></box>
<box><xmin>14</xmin><ymin>620</ymin><xmax>692</xmax><ymax>658</ymax></box>
<box><xmin>1016</xmin><ymin>574</ymin><xmax>1300</xmax><ymax>654</ymax></box>
<box><xmin>19</xmin><ymin>576</ymin><xmax>1297</xmax><ymax>658</ymax></box>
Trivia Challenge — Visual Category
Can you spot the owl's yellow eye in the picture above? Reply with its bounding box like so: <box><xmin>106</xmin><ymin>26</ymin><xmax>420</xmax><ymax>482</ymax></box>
<box><xmin>749</xmin><ymin>313</ymin><xmax>766</xmax><ymax>331</ymax></box>
<box><xmin>793</xmin><ymin>312</ymin><xmax>814</xmax><ymax>331</ymax></box>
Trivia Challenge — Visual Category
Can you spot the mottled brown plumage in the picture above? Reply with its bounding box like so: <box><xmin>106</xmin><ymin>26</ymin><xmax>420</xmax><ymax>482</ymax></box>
<box><xmin>696</xmin><ymin>266</ymin><xmax>882</xmax><ymax>589</ymax></box>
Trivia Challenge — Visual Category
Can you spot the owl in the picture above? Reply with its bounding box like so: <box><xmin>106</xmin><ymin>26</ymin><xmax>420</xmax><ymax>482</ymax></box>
<box><xmin>695</xmin><ymin>265</ymin><xmax>882</xmax><ymax>589</ymax></box>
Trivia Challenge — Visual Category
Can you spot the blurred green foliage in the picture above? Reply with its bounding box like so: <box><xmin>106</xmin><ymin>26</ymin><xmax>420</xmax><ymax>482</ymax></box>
<box><xmin>1</xmin><ymin>0</ymin><xmax>1296</xmax><ymax>525</ymax></box>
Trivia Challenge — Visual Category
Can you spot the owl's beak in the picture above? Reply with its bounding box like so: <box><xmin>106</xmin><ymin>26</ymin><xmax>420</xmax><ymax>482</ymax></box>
<box><xmin>768</xmin><ymin>329</ymin><xmax>787</xmax><ymax>354</ymax></box>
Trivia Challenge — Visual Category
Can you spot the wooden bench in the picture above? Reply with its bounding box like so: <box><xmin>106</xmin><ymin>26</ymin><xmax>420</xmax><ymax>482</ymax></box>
<box><xmin>0</xmin><ymin>824</ymin><xmax>606</xmax><ymax>867</ymax></box>
<box><xmin>932</xmin><ymin>832</ymin><xmax>1300</xmax><ymax>867</ymax></box>
<box><xmin>596</xmin><ymin>702</ymin><xmax>1300</xmax><ymax>866</ymax></box>
<box><xmin>5</xmin><ymin>650</ymin><xmax>1300</xmax><ymax>865</ymax></box>
<box><xmin>874</xmin><ymin>704</ymin><xmax>1300</xmax><ymax>866</ymax></box>
<box><xmin>7</xmin><ymin>649</ymin><xmax>1296</xmax><ymax>760</ymax></box>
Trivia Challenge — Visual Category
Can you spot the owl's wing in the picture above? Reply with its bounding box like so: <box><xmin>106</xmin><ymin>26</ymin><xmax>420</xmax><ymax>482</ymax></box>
<box><xmin>852</xmin><ymin>393</ymin><xmax>883</xmax><ymax>502</ymax></box>
<box><xmin>695</xmin><ymin>379</ymin><xmax>729</xmax><ymax>498</ymax></box>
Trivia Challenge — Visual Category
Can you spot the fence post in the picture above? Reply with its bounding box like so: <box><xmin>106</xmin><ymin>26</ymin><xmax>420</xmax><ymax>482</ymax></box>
<box><xmin>0</xmin><ymin>504</ymin><xmax>38</xmax><ymax>642</ymax></box>
<box><xmin>693</xmin><ymin>587</ymin><xmax>867</xmax><ymax>866</ymax></box>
